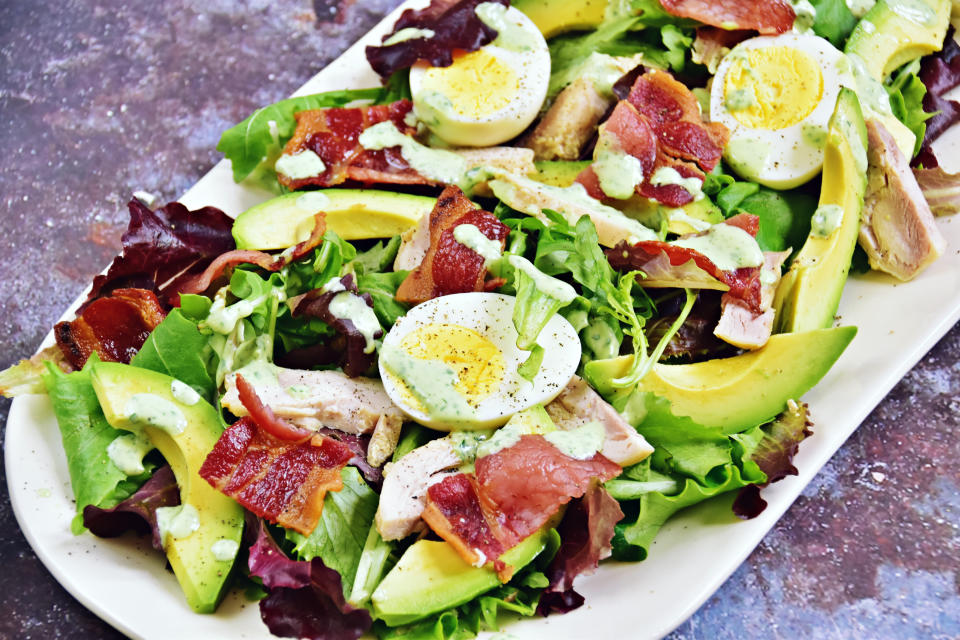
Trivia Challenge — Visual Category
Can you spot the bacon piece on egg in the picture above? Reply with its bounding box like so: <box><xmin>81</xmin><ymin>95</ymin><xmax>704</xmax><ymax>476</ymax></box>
<box><xmin>659</xmin><ymin>0</ymin><xmax>796</xmax><ymax>35</ymax></box>
<box><xmin>396</xmin><ymin>185</ymin><xmax>509</xmax><ymax>305</ymax></box>
<box><xmin>55</xmin><ymin>288</ymin><xmax>166</xmax><ymax>370</ymax></box>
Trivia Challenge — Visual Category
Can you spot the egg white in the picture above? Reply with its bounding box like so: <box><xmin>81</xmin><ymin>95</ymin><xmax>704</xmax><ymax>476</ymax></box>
<box><xmin>710</xmin><ymin>33</ymin><xmax>856</xmax><ymax>189</ymax></box>
<box><xmin>408</xmin><ymin>5</ymin><xmax>550</xmax><ymax>147</ymax></box>
<box><xmin>378</xmin><ymin>292</ymin><xmax>580</xmax><ymax>431</ymax></box>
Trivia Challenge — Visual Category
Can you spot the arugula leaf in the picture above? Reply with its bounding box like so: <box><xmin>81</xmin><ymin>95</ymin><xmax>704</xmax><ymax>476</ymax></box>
<box><xmin>218</xmin><ymin>87</ymin><xmax>383</xmax><ymax>183</ymax></box>
<box><xmin>130</xmin><ymin>309</ymin><xmax>216</xmax><ymax>403</ymax></box>
<box><xmin>43</xmin><ymin>356</ymin><xmax>152</xmax><ymax>534</ymax></box>
<box><xmin>285</xmin><ymin>467</ymin><xmax>380</xmax><ymax>598</ymax></box>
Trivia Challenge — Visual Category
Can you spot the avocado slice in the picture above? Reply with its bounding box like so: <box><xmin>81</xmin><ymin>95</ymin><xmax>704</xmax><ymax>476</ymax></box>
<box><xmin>844</xmin><ymin>0</ymin><xmax>950</xmax><ymax>81</ymax></box>
<box><xmin>512</xmin><ymin>0</ymin><xmax>608</xmax><ymax>38</ymax></box>
<box><xmin>583</xmin><ymin>327</ymin><xmax>857</xmax><ymax>434</ymax></box>
<box><xmin>531</xmin><ymin>160</ymin><xmax>591</xmax><ymax>187</ymax></box>
<box><xmin>232</xmin><ymin>189</ymin><xmax>437</xmax><ymax>250</ymax></box>
<box><xmin>371</xmin><ymin>527</ymin><xmax>550</xmax><ymax>626</ymax></box>
<box><xmin>773</xmin><ymin>89</ymin><xmax>868</xmax><ymax>334</ymax></box>
<box><xmin>90</xmin><ymin>362</ymin><xmax>244</xmax><ymax>613</ymax></box>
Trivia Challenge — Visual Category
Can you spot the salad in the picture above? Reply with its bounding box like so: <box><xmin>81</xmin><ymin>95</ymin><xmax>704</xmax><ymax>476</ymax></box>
<box><xmin>3</xmin><ymin>0</ymin><xmax>960</xmax><ymax>638</ymax></box>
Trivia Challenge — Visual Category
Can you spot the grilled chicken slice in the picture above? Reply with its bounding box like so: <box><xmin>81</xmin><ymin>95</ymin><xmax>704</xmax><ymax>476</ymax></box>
<box><xmin>522</xmin><ymin>77</ymin><xmax>611</xmax><ymax>161</ymax></box>
<box><xmin>545</xmin><ymin>376</ymin><xmax>653</xmax><ymax>466</ymax></box>
<box><xmin>375</xmin><ymin>438</ymin><xmax>462</xmax><ymax>540</ymax></box>
<box><xmin>859</xmin><ymin>120</ymin><xmax>946</xmax><ymax>281</ymax></box>
<box><xmin>222</xmin><ymin>365</ymin><xmax>404</xmax><ymax>435</ymax></box>
<box><xmin>714</xmin><ymin>250</ymin><xmax>789</xmax><ymax>350</ymax></box>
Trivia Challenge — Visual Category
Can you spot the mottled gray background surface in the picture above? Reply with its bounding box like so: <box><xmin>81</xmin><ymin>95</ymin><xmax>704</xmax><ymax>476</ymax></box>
<box><xmin>0</xmin><ymin>1</ymin><xmax>957</xmax><ymax>638</ymax></box>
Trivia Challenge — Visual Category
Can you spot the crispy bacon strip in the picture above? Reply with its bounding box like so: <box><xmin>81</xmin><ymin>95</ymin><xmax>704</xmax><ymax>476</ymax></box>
<box><xmin>423</xmin><ymin>434</ymin><xmax>621</xmax><ymax>580</ymax></box>
<box><xmin>55</xmin><ymin>288</ymin><xmax>166</xmax><ymax>369</ymax></box>
<box><xmin>235</xmin><ymin>374</ymin><xmax>312</xmax><ymax>442</ymax></box>
<box><xmin>177</xmin><ymin>214</ymin><xmax>327</xmax><ymax>296</ymax></box>
<box><xmin>279</xmin><ymin>101</ymin><xmax>421</xmax><ymax>190</ymax></box>
<box><xmin>659</xmin><ymin>0</ymin><xmax>795</xmax><ymax>35</ymax></box>
<box><xmin>578</xmin><ymin>71</ymin><xmax>729</xmax><ymax>208</ymax></box>
<box><xmin>606</xmin><ymin>215</ymin><xmax>764</xmax><ymax>312</ymax></box>
<box><xmin>200</xmin><ymin>417</ymin><xmax>354</xmax><ymax>535</ymax></box>
<box><xmin>396</xmin><ymin>186</ymin><xmax>509</xmax><ymax>305</ymax></box>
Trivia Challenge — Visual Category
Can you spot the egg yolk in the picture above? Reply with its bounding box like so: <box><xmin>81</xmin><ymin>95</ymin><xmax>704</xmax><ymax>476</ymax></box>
<box><xmin>723</xmin><ymin>46</ymin><xmax>824</xmax><ymax>130</ymax></box>
<box><xmin>419</xmin><ymin>49</ymin><xmax>519</xmax><ymax>119</ymax></box>
<box><xmin>397</xmin><ymin>323</ymin><xmax>505</xmax><ymax>408</ymax></box>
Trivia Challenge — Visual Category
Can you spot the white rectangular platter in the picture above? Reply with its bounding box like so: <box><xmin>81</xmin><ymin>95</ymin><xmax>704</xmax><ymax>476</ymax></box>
<box><xmin>6</xmin><ymin>2</ymin><xmax>960</xmax><ymax>639</ymax></box>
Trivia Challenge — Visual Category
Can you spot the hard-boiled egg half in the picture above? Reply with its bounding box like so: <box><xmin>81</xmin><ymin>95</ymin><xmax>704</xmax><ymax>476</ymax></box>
<box><xmin>409</xmin><ymin>3</ymin><xmax>550</xmax><ymax>147</ymax></box>
<box><xmin>378</xmin><ymin>292</ymin><xmax>579</xmax><ymax>431</ymax></box>
<box><xmin>710</xmin><ymin>33</ymin><xmax>856</xmax><ymax>189</ymax></box>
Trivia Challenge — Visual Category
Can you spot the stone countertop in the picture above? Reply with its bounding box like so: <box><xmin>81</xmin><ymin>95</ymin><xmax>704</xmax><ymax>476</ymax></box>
<box><xmin>0</xmin><ymin>1</ymin><xmax>956</xmax><ymax>638</ymax></box>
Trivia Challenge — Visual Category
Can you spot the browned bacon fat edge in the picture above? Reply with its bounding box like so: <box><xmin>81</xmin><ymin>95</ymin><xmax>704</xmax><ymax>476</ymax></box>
<box><xmin>55</xmin><ymin>288</ymin><xmax>166</xmax><ymax>370</ymax></box>
<box><xmin>396</xmin><ymin>185</ymin><xmax>509</xmax><ymax>305</ymax></box>
<box><xmin>200</xmin><ymin>378</ymin><xmax>354</xmax><ymax>535</ymax></box>
<box><xmin>659</xmin><ymin>0</ymin><xmax>796</xmax><ymax>35</ymax></box>
<box><xmin>422</xmin><ymin>434</ymin><xmax>620</xmax><ymax>580</ymax></box>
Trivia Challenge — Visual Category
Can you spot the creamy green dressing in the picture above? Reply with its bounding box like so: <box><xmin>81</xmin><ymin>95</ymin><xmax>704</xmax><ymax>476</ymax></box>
<box><xmin>328</xmin><ymin>291</ymin><xmax>382</xmax><ymax>354</ymax></box>
<box><xmin>450</xmin><ymin>430</ymin><xmax>494</xmax><ymax>463</ymax></box>
<box><xmin>845</xmin><ymin>53</ymin><xmax>896</xmax><ymax>120</ymax></box>
<box><xmin>672</xmin><ymin>224</ymin><xmax>764</xmax><ymax>271</ymax></box>
<box><xmin>170</xmin><ymin>380</ymin><xmax>201</xmax><ymax>406</ymax></box>
<box><xmin>846</xmin><ymin>0</ymin><xmax>875</xmax><ymax>17</ymax></box>
<box><xmin>106</xmin><ymin>432</ymin><xmax>154</xmax><ymax>476</ymax></box>
<box><xmin>124</xmin><ymin>393</ymin><xmax>187</xmax><ymax>435</ymax></box>
<box><xmin>235</xmin><ymin>360</ymin><xmax>280</xmax><ymax>386</ymax></box>
<box><xmin>802</xmin><ymin>123</ymin><xmax>828</xmax><ymax>149</ymax></box>
<box><xmin>650</xmin><ymin>167</ymin><xmax>705</xmax><ymax>201</ymax></box>
<box><xmin>204</xmin><ymin>288</ymin><xmax>264</xmax><ymax>335</ymax></box>
<box><xmin>322</xmin><ymin>276</ymin><xmax>347</xmax><ymax>294</ymax></box>
<box><xmin>380</xmin><ymin>343</ymin><xmax>476</xmax><ymax>422</ymax></box>
<box><xmin>544</xmin><ymin>421</ymin><xmax>605</xmax><ymax>460</ymax></box>
<box><xmin>359</xmin><ymin>121</ymin><xmax>467</xmax><ymax>185</ymax></box>
<box><xmin>593</xmin><ymin>136</ymin><xmax>645</xmax><ymax>200</ymax></box>
<box><xmin>156</xmin><ymin>503</ymin><xmax>200</xmax><ymax>547</ymax></box>
<box><xmin>275</xmin><ymin>149</ymin><xmax>326</xmax><ymax>180</ymax></box>
<box><xmin>890</xmin><ymin>0</ymin><xmax>937</xmax><ymax>26</ymax></box>
<box><xmin>287</xmin><ymin>384</ymin><xmax>311</xmax><ymax>399</ymax></box>
<box><xmin>666</xmin><ymin>208</ymin><xmax>712</xmax><ymax>232</ymax></box>
<box><xmin>724</xmin><ymin>87</ymin><xmax>756</xmax><ymax>111</ymax></box>
<box><xmin>811</xmin><ymin>203</ymin><xmax>844</xmax><ymax>237</ymax></box>
<box><xmin>725</xmin><ymin>134</ymin><xmax>772</xmax><ymax>179</ymax></box>
<box><xmin>297</xmin><ymin>191</ymin><xmax>331</xmax><ymax>212</ymax></box>
<box><xmin>486</xmin><ymin>171</ymin><xmax>660</xmax><ymax>243</ymax></box>
<box><xmin>211</xmin><ymin>539</ymin><xmax>240</xmax><ymax>562</ymax></box>
<box><xmin>453</xmin><ymin>224</ymin><xmax>503</xmax><ymax>267</ymax></box>
<box><xmin>789</xmin><ymin>0</ymin><xmax>817</xmax><ymax>31</ymax></box>
<box><xmin>508</xmin><ymin>255</ymin><xmax>577</xmax><ymax>304</ymax></box>
<box><xmin>382</xmin><ymin>27</ymin><xmax>435</xmax><ymax>46</ymax></box>
<box><xmin>475</xmin><ymin>419</ymin><xmax>543</xmax><ymax>459</ymax></box>
<box><xmin>475</xmin><ymin>2</ymin><xmax>539</xmax><ymax>52</ymax></box>
<box><xmin>582</xmin><ymin>317</ymin><xmax>619</xmax><ymax>360</ymax></box>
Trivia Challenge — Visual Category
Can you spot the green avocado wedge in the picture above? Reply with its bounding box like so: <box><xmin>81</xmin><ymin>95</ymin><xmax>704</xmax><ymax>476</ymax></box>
<box><xmin>90</xmin><ymin>362</ymin><xmax>243</xmax><ymax>613</ymax></box>
<box><xmin>232</xmin><ymin>189</ymin><xmax>436</xmax><ymax>250</ymax></box>
<box><xmin>844</xmin><ymin>0</ymin><xmax>950</xmax><ymax>81</ymax></box>
<box><xmin>583</xmin><ymin>327</ymin><xmax>857</xmax><ymax>434</ymax></box>
<box><xmin>773</xmin><ymin>88</ymin><xmax>868</xmax><ymax>334</ymax></box>
<box><xmin>372</xmin><ymin>528</ymin><xmax>550</xmax><ymax>627</ymax></box>
<box><xmin>512</xmin><ymin>0</ymin><xmax>608</xmax><ymax>38</ymax></box>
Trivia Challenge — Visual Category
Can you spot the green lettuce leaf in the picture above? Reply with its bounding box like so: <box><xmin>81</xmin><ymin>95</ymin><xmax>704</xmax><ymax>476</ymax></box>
<box><xmin>217</xmin><ymin>87</ymin><xmax>383</xmax><ymax>183</ymax></box>
<box><xmin>809</xmin><ymin>0</ymin><xmax>857</xmax><ymax>47</ymax></box>
<box><xmin>285</xmin><ymin>467</ymin><xmax>381</xmax><ymax>598</ymax></box>
<box><xmin>42</xmin><ymin>356</ymin><xmax>153</xmax><ymax>534</ymax></box>
<box><xmin>357</xmin><ymin>270</ymin><xmax>410</xmax><ymax>328</ymax></box>
<box><xmin>130</xmin><ymin>309</ymin><xmax>216</xmax><ymax>403</ymax></box>
<box><xmin>886</xmin><ymin>60</ymin><xmax>934</xmax><ymax>157</ymax></box>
